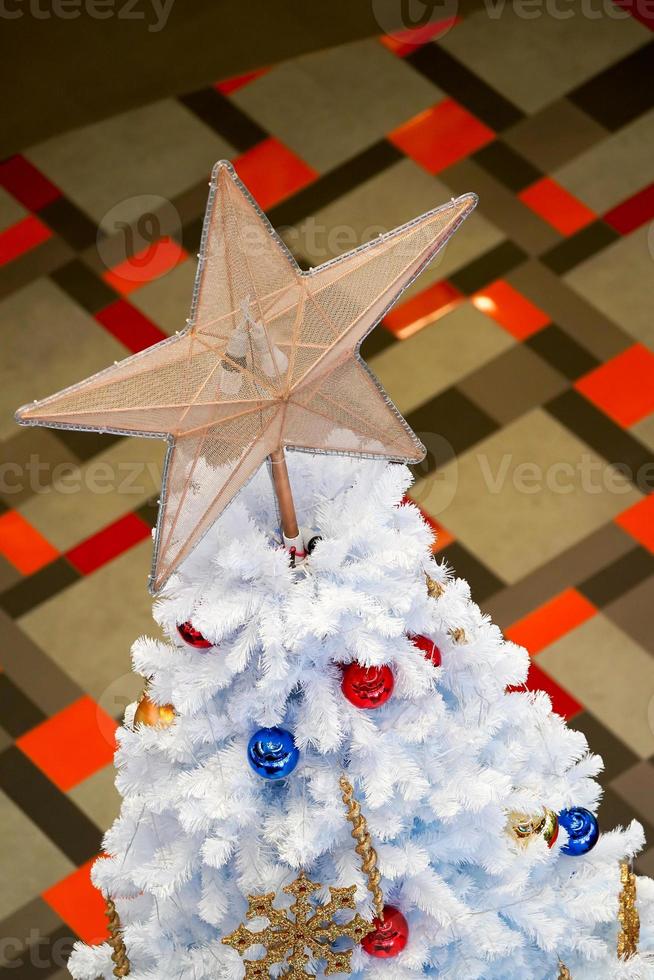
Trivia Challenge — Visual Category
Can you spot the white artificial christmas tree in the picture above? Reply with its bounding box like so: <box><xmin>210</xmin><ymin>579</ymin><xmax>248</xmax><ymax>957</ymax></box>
<box><xmin>65</xmin><ymin>454</ymin><xmax>653</xmax><ymax>980</ymax></box>
<box><xmin>15</xmin><ymin>162</ymin><xmax>654</xmax><ymax>979</ymax></box>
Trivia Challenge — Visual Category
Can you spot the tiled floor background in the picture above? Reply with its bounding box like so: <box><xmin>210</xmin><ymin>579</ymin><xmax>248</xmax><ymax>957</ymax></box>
<box><xmin>1</xmin><ymin>6</ymin><xmax>654</xmax><ymax>975</ymax></box>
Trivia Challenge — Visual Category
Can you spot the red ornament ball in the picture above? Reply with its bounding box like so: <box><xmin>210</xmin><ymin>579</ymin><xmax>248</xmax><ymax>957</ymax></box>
<box><xmin>362</xmin><ymin>905</ymin><xmax>409</xmax><ymax>958</ymax></box>
<box><xmin>410</xmin><ymin>633</ymin><xmax>441</xmax><ymax>667</ymax></box>
<box><xmin>177</xmin><ymin>621</ymin><xmax>212</xmax><ymax>649</ymax></box>
<box><xmin>341</xmin><ymin>663</ymin><xmax>394</xmax><ymax>709</ymax></box>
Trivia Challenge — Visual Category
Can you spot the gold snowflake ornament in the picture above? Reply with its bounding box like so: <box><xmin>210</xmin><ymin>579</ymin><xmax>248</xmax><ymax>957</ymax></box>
<box><xmin>222</xmin><ymin>871</ymin><xmax>373</xmax><ymax>978</ymax></box>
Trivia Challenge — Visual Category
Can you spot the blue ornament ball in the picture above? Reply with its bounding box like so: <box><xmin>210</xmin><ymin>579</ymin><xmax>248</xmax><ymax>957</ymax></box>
<box><xmin>247</xmin><ymin>727</ymin><xmax>299</xmax><ymax>780</ymax></box>
<box><xmin>558</xmin><ymin>807</ymin><xmax>599</xmax><ymax>856</ymax></box>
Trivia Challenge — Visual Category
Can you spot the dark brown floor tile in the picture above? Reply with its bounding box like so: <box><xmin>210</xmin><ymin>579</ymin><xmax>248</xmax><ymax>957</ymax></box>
<box><xmin>53</xmin><ymin>429</ymin><xmax>122</xmax><ymax>463</ymax></box>
<box><xmin>472</xmin><ymin>140</ymin><xmax>541</xmax><ymax>192</ymax></box>
<box><xmin>636</xmin><ymin>845</ymin><xmax>654</xmax><ymax>877</ymax></box>
<box><xmin>0</xmin><ymin>238</ymin><xmax>73</xmax><ymax>303</ymax></box>
<box><xmin>0</xmin><ymin>923</ymin><xmax>76</xmax><ymax>977</ymax></box>
<box><xmin>569</xmin><ymin>42</ymin><xmax>654</xmax><ymax>132</ymax></box>
<box><xmin>570</xmin><ymin>711</ymin><xmax>639</xmax><ymax>783</ymax></box>
<box><xmin>541</xmin><ymin>222</ymin><xmax>619</xmax><ymax>275</ymax></box>
<box><xmin>578</xmin><ymin>548</ymin><xmax>654</xmax><ymax>609</ymax></box>
<box><xmin>406</xmin><ymin>44</ymin><xmax>524</xmax><ymax>130</ymax></box>
<box><xmin>0</xmin><ymin>747</ymin><xmax>102</xmax><ymax>865</ymax></box>
<box><xmin>269</xmin><ymin>140</ymin><xmax>403</xmax><ymax>227</ymax></box>
<box><xmin>0</xmin><ymin>611</ymin><xmax>83</xmax><ymax>716</ymax></box>
<box><xmin>461</xmin><ymin>344</ymin><xmax>567</xmax><ymax>425</ymax></box>
<box><xmin>612</xmin><ymin>761</ymin><xmax>654</xmax><ymax>826</ymax></box>
<box><xmin>0</xmin><ymin>897</ymin><xmax>64</xmax><ymax>973</ymax></box>
<box><xmin>361</xmin><ymin>325</ymin><xmax>397</xmax><ymax>360</ymax></box>
<box><xmin>439</xmin><ymin>541</ymin><xmax>504</xmax><ymax>602</ymax></box>
<box><xmin>406</xmin><ymin>387</ymin><xmax>498</xmax><ymax>471</ymax></box>
<box><xmin>504</xmin><ymin>98</ymin><xmax>607</xmax><ymax>172</ymax></box>
<box><xmin>0</xmin><ymin>559</ymin><xmax>80</xmax><ymax>620</ymax></box>
<box><xmin>0</xmin><ymin>557</ymin><xmax>21</xmax><ymax>593</ymax></box>
<box><xmin>526</xmin><ymin>324</ymin><xmax>600</xmax><ymax>382</ymax></box>
<box><xmin>486</xmin><ymin>523</ymin><xmax>635</xmax><ymax>629</ymax></box>
<box><xmin>546</xmin><ymin>390</ymin><xmax>651</xmax><ymax>485</ymax></box>
<box><xmin>443</xmin><ymin>159</ymin><xmax>558</xmax><ymax>256</ymax></box>
<box><xmin>0</xmin><ymin>674</ymin><xmax>46</xmax><ymax>739</ymax></box>
<box><xmin>597</xmin><ymin>785</ymin><xmax>654</xmax><ymax>839</ymax></box>
<box><xmin>39</xmin><ymin>198</ymin><xmax>97</xmax><ymax>251</ymax></box>
<box><xmin>508</xmin><ymin>259</ymin><xmax>630</xmax><ymax>361</ymax></box>
<box><xmin>0</xmin><ymin>427</ymin><xmax>83</xmax><ymax>508</ymax></box>
<box><xmin>50</xmin><ymin>260</ymin><xmax>117</xmax><ymax>315</ymax></box>
<box><xmin>179</xmin><ymin>88</ymin><xmax>265</xmax><ymax>152</ymax></box>
<box><xmin>605</xmin><ymin>576</ymin><xmax>654</xmax><ymax>656</ymax></box>
<box><xmin>448</xmin><ymin>240</ymin><xmax>527</xmax><ymax>294</ymax></box>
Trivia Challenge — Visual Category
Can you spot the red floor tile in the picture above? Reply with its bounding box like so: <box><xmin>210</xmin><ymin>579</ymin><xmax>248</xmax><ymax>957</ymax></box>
<box><xmin>102</xmin><ymin>238</ymin><xmax>188</xmax><ymax>295</ymax></box>
<box><xmin>388</xmin><ymin>99</ymin><xmax>495</xmax><ymax>175</ymax></box>
<box><xmin>66</xmin><ymin>513</ymin><xmax>151</xmax><ymax>575</ymax></box>
<box><xmin>521</xmin><ymin>662</ymin><xmax>583</xmax><ymax>720</ymax></box>
<box><xmin>603</xmin><ymin>182</ymin><xmax>654</xmax><ymax>235</ymax></box>
<box><xmin>384</xmin><ymin>280</ymin><xmax>463</xmax><ymax>338</ymax></box>
<box><xmin>0</xmin><ymin>511</ymin><xmax>58</xmax><ymax>575</ymax></box>
<box><xmin>95</xmin><ymin>299</ymin><xmax>168</xmax><ymax>353</ymax></box>
<box><xmin>506</xmin><ymin>588</ymin><xmax>597</xmax><ymax>655</ymax></box>
<box><xmin>472</xmin><ymin>279</ymin><xmax>550</xmax><ymax>340</ymax></box>
<box><xmin>0</xmin><ymin>154</ymin><xmax>61</xmax><ymax>211</ymax></box>
<box><xmin>215</xmin><ymin>67</ymin><xmax>269</xmax><ymax>94</ymax></box>
<box><xmin>519</xmin><ymin>177</ymin><xmax>595</xmax><ymax>236</ymax></box>
<box><xmin>615</xmin><ymin>494</ymin><xmax>654</xmax><ymax>552</ymax></box>
<box><xmin>575</xmin><ymin>343</ymin><xmax>654</xmax><ymax>426</ymax></box>
<box><xmin>42</xmin><ymin>860</ymin><xmax>109</xmax><ymax>944</ymax></box>
<box><xmin>17</xmin><ymin>696</ymin><xmax>117</xmax><ymax>791</ymax></box>
<box><xmin>0</xmin><ymin>214</ymin><xmax>52</xmax><ymax>266</ymax></box>
<box><xmin>379</xmin><ymin>18</ymin><xmax>460</xmax><ymax>56</ymax></box>
<box><xmin>233</xmin><ymin>138</ymin><xmax>318</xmax><ymax>211</ymax></box>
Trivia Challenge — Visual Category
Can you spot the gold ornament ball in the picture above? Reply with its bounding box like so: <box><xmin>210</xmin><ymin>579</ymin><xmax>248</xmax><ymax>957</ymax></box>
<box><xmin>134</xmin><ymin>693</ymin><xmax>176</xmax><ymax>729</ymax></box>
<box><xmin>507</xmin><ymin>808</ymin><xmax>558</xmax><ymax>848</ymax></box>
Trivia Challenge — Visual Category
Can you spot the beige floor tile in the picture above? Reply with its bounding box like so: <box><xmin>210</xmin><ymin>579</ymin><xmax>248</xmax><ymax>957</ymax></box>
<box><xmin>68</xmin><ymin>764</ymin><xmax>121</xmax><ymax>830</ymax></box>
<box><xmin>413</xmin><ymin>409</ymin><xmax>641</xmax><ymax>583</ymax></box>
<box><xmin>233</xmin><ymin>39</ymin><xmax>441</xmax><ymax>173</ymax></box>
<box><xmin>26</xmin><ymin>100</ymin><xmax>233</xmax><ymax>230</ymax></box>
<box><xmin>630</xmin><ymin>415</ymin><xmax>654</xmax><ymax>453</ymax></box>
<box><xmin>19</xmin><ymin>436</ymin><xmax>166</xmax><ymax>551</ymax></box>
<box><xmin>565</xmin><ymin>225</ymin><xmax>654</xmax><ymax>347</ymax></box>
<box><xmin>0</xmin><ymin>187</ymin><xmax>26</xmax><ymax>232</ymax></box>
<box><xmin>439</xmin><ymin>7</ymin><xmax>647</xmax><ymax>114</ymax></box>
<box><xmin>368</xmin><ymin>302</ymin><xmax>513</xmax><ymax>415</ymax></box>
<box><xmin>19</xmin><ymin>540</ymin><xmax>157</xmax><ymax>701</ymax></box>
<box><xmin>538</xmin><ymin>615</ymin><xmax>654</xmax><ymax>758</ymax></box>
<box><xmin>129</xmin><ymin>258</ymin><xmax>198</xmax><ymax>336</ymax></box>
<box><xmin>2</xmin><ymin>279</ymin><xmax>126</xmax><ymax>441</ymax></box>
<box><xmin>555</xmin><ymin>109</ymin><xmax>654</xmax><ymax>212</ymax></box>
<box><xmin>0</xmin><ymin>790</ymin><xmax>73</xmax><ymax>921</ymax></box>
<box><xmin>296</xmin><ymin>159</ymin><xmax>503</xmax><ymax>287</ymax></box>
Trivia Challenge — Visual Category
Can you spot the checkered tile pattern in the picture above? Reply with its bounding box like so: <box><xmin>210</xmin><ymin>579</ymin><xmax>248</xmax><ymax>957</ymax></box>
<box><xmin>1</xmin><ymin>10</ymin><xmax>654</xmax><ymax>969</ymax></box>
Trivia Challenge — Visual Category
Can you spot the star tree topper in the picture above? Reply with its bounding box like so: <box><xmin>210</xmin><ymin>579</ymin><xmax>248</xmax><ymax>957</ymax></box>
<box><xmin>222</xmin><ymin>870</ymin><xmax>374</xmax><ymax>979</ymax></box>
<box><xmin>16</xmin><ymin>161</ymin><xmax>476</xmax><ymax>591</ymax></box>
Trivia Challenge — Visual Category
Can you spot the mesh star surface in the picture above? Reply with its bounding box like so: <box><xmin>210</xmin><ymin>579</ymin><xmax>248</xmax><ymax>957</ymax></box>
<box><xmin>16</xmin><ymin>162</ymin><xmax>476</xmax><ymax>591</ymax></box>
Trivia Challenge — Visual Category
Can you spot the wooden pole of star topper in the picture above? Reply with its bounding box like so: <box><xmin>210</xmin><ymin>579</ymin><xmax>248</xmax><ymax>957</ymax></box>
<box><xmin>270</xmin><ymin>447</ymin><xmax>301</xmax><ymax>545</ymax></box>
